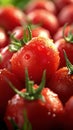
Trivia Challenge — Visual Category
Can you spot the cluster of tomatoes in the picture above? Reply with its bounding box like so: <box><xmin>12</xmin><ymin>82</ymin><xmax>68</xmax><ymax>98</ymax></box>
<box><xmin>0</xmin><ymin>0</ymin><xmax>73</xmax><ymax>129</ymax></box>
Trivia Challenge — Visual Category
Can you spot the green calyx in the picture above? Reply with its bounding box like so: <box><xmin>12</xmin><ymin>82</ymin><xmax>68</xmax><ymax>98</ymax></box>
<box><xmin>63</xmin><ymin>50</ymin><xmax>73</xmax><ymax>74</ymax></box>
<box><xmin>9</xmin><ymin>25</ymin><xmax>32</xmax><ymax>52</ymax></box>
<box><xmin>63</xmin><ymin>23</ymin><xmax>73</xmax><ymax>43</ymax></box>
<box><xmin>6</xmin><ymin>69</ymin><xmax>46</xmax><ymax>101</ymax></box>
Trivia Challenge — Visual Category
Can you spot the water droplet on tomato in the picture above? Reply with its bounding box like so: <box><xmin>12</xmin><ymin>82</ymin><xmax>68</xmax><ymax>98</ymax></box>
<box><xmin>25</xmin><ymin>54</ymin><xmax>30</xmax><ymax>60</ymax></box>
<box><xmin>48</xmin><ymin>111</ymin><xmax>51</xmax><ymax>115</ymax></box>
<box><xmin>52</xmin><ymin>113</ymin><xmax>56</xmax><ymax>117</ymax></box>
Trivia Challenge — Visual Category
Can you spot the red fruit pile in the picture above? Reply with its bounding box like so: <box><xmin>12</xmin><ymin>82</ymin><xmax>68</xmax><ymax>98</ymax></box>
<box><xmin>0</xmin><ymin>0</ymin><xmax>73</xmax><ymax>129</ymax></box>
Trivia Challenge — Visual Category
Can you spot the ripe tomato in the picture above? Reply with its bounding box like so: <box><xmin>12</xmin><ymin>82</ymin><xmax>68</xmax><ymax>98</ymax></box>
<box><xmin>0</xmin><ymin>46</ymin><xmax>14</xmax><ymax>71</ymax></box>
<box><xmin>0</xmin><ymin>6</ymin><xmax>26</xmax><ymax>31</ymax></box>
<box><xmin>0</xmin><ymin>68</ymin><xmax>23</xmax><ymax>119</ymax></box>
<box><xmin>10</xmin><ymin>37</ymin><xmax>60</xmax><ymax>84</ymax></box>
<box><xmin>24</xmin><ymin>0</ymin><xmax>57</xmax><ymax>15</ymax></box>
<box><xmin>55</xmin><ymin>38</ymin><xmax>73</xmax><ymax>68</ymax></box>
<box><xmin>53</xmin><ymin>24</ymin><xmax>73</xmax><ymax>41</ymax></box>
<box><xmin>54</xmin><ymin>0</ymin><xmax>73</xmax><ymax>11</ymax></box>
<box><xmin>58</xmin><ymin>4</ymin><xmax>73</xmax><ymax>26</ymax></box>
<box><xmin>49</xmin><ymin>50</ymin><xmax>73</xmax><ymax>104</ymax></box>
<box><xmin>4</xmin><ymin>73</ymin><xmax>64</xmax><ymax>130</ymax></box>
<box><xmin>31</xmin><ymin>26</ymin><xmax>51</xmax><ymax>38</ymax></box>
<box><xmin>12</xmin><ymin>26</ymin><xmax>51</xmax><ymax>40</ymax></box>
<box><xmin>64</xmin><ymin>96</ymin><xmax>73</xmax><ymax>129</ymax></box>
<box><xmin>49</xmin><ymin>67</ymin><xmax>73</xmax><ymax>104</ymax></box>
<box><xmin>27</xmin><ymin>9</ymin><xmax>59</xmax><ymax>36</ymax></box>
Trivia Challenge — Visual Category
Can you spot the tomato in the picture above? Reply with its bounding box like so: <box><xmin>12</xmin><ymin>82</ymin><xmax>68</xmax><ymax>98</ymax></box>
<box><xmin>0</xmin><ymin>46</ymin><xmax>14</xmax><ymax>71</ymax></box>
<box><xmin>31</xmin><ymin>26</ymin><xmax>51</xmax><ymax>38</ymax></box>
<box><xmin>10</xmin><ymin>36</ymin><xmax>60</xmax><ymax>84</ymax></box>
<box><xmin>24</xmin><ymin>0</ymin><xmax>57</xmax><ymax>15</ymax></box>
<box><xmin>0</xmin><ymin>6</ymin><xmax>26</xmax><ymax>31</ymax></box>
<box><xmin>55</xmin><ymin>38</ymin><xmax>73</xmax><ymax>68</ymax></box>
<box><xmin>53</xmin><ymin>24</ymin><xmax>73</xmax><ymax>41</ymax></box>
<box><xmin>27</xmin><ymin>9</ymin><xmax>59</xmax><ymax>37</ymax></box>
<box><xmin>0</xmin><ymin>28</ymin><xmax>9</xmax><ymax>49</ymax></box>
<box><xmin>12</xmin><ymin>26</ymin><xmax>51</xmax><ymax>40</ymax></box>
<box><xmin>49</xmin><ymin>67</ymin><xmax>73</xmax><ymax>104</ymax></box>
<box><xmin>4</xmin><ymin>72</ymin><xmax>64</xmax><ymax>130</ymax></box>
<box><xmin>54</xmin><ymin>24</ymin><xmax>73</xmax><ymax>68</ymax></box>
<box><xmin>64</xmin><ymin>96</ymin><xmax>73</xmax><ymax>129</ymax></box>
<box><xmin>58</xmin><ymin>4</ymin><xmax>73</xmax><ymax>26</ymax></box>
<box><xmin>49</xmin><ymin>51</ymin><xmax>73</xmax><ymax>104</ymax></box>
<box><xmin>54</xmin><ymin>0</ymin><xmax>73</xmax><ymax>11</ymax></box>
<box><xmin>0</xmin><ymin>68</ymin><xmax>23</xmax><ymax>119</ymax></box>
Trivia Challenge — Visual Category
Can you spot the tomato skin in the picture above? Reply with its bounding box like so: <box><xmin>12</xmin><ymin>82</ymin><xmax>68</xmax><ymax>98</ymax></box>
<box><xmin>31</xmin><ymin>27</ymin><xmax>51</xmax><ymax>38</ymax></box>
<box><xmin>54</xmin><ymin>0</ymin><xmax>73</xmax><ymax>11</ymax></box>
<box><xmin>53</xmin><ymin>24</ymin><xmax>73</xmax><ymax>42</ymax></box>
<box><xmin>24</xmin><ymin>0</ymin><xmax>57</xmax><ymax>15</ymax></box>
<box><xmin>55</xmin><ymin>38</ymin><xmax>73</xmax><ymax>68</ymax></box>
<box><xmin>0</xmin><ymin>28</ymin><xmax>9</xmax><ymax>48</ymax></box>
<box><xmin>12</xmin><ymin>26</ymin><xmax>51</xmax><ymax>40</ymax></box>
<box><xmin>0</xmin><ymin>46</ymin><xmax>14</xmax><ymax>71</ymax></box>
<box><xmin>49</xmin><ymin>67</ymin><xmax>73</xmax><ymax>104</ymax></box>
<box><xmin>64</xmin><ymin>96</ymin><xmax>73</xmax><ymax>129</ymax></box>
<box><xmin>0</xmin><ymin>68</ymin><xmax>23</xmax><ymax>119</ymax></box>
<box><xmin>58</xmin><ymin>4</ymin><xmax>73</xmax><ymax>26</ymax></box>
<box><xmin>11</xmin><ymin>37</ymin><xmax>60</xmax><ymax>84</ymax></box>
<box><xmin>4</xmin><ymin>87</ymin><xmax>64</xmax><ymax>130</ymax></box>
<box><xmin>27</xmin><ymin>9</ymin><xmax>59</xmax><ymax>36</ymax></box>
<box><xmin>0</xmin><ymin>6</ymin><xmax>26</xmax><ymax>31</ymax></box>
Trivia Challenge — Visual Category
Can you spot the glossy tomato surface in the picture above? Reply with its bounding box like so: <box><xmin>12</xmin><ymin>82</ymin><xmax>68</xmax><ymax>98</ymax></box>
<box><xmin>0</xmin><ymin>68</ymin><xmax>23</xmax><ymax>119</ymax></box>
<box><xmin>11</xmin><ymin>37</ymin><xmax>60</xmax><ymax>84</ymax></box>
<box><xmin>4</xmin><ymin>87</ymin><xmax>64</xmax><ymax>130</ymax></box>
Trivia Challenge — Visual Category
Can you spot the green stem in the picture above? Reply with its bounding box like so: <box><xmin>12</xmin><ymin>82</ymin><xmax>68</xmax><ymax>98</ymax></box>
<box><xmin>63</xmin><ymin>50</ymin><xmax>73</xmax><ymax>74</ymax></box>
<box><xmin>5</xmin><ymin>69</ymin><xmax>46</xmax><ymax>101</ymax></box>
<box><xmin>33</xmin><ymin>70</ymin><xmax>46</xmax><ymax>96</ymax></box>
<box><xmin>9</xmin><ymin>25</ymin><xmax>32</xmax><ymax>52</ymax></box>
<box><xmin>8</xmin><ymin>110</ymin><xmax>32</xmax><ymax>130</ymax></box>
<box><xmin>8</xmin><ymin>117</ymin><xmax>19</xmax><ymax>130</ymax></box>
<box><xmin>63</xmin><ymin>23</ymin><xmax>73</xmax><ymax>43</ymax></box>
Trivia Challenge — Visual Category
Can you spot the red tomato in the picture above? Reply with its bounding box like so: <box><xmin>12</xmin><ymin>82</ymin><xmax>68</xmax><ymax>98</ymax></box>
<box><xmin>58</xmin><ymin>4</ymin><xmax>73</xmax><ymax>26</ymax></box>
<box><xmin>55</xmin><ymin>38</ymin><xmax>73</xmax><ymax>68</ymax></box>
<box><xmin>53</xmin><ymin>24</ymin><xmax>73</xmax><ymax>41</ymax></box>
<box><xmin>54</xmin><ymin>0</ymin><xmax>73</xmax><ymax>11</ymax></box>
<box><xmin>64</xmin><ymin>96</ymin><xmax>73</xmax><ymax>129</ymax></box>
<box><xmin>4</xmin><ymin>85</ymin><xmax>64</xmax><ymax>130</ymax></box>
<box><xmin>12</xmin><ymin>26</ymin><xmax>51</xmax><ymax>40</ymax></box>
<box><xmin>0</xmin><ymin>6</ymin><xmax>26</xmax><ymax>31</ymax></box>
<box><xmin>0</xmin><ymin>46</ymin><xmax>14</xmax><ymax>71</ymax></box>
<box><xmin>49</xmin><ymin>66</ymin><xmax>73</xmax><ymax>104</ymax></box>
<box><xmin>31</xmin><ymin>26</ymin><xmax>51</xmax><ymax>38</ymax></box>
<box><xmin>0</xmin><ymin>68</ymin><xmax>23</xmax><ymax>119</ymax></box>
<box><xmin>11</xmin><ymin>26</ymin><xmax>24</xmax><ymax>40</ymax></box>
<box><xmin>0</xmin><ymin>28</ymin><xmax>9</xmax><ymax>48</ymax></box>
<box><xmin>10</xmin><ymin>37</ymin><xmax>60</xmax><ymax>84</ymax></box>
<box><xmin>27</xmin><ymin>9</ymin><xmax>59</xmax><ymax>36</ymax></box>
<box><xmin>24</xmin><ymin>0</ymin><xmax>57</xmax><ymax>15</ymax></box>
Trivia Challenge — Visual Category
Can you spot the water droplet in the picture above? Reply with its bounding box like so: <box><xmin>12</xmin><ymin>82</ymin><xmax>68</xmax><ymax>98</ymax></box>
<box><xmin>25</xmin><ymin>54</ymin><xmax>30</xmax><ymax>60</ymax></box>
<box><xmin>48</xmin><ymin>111</ymin><xmax>51</xmax><ymax>115</ymax></box>
<box><xmin>52</xmin><ymin>113</ymin><xmax>56</xmax><ymax>118</ymax></box>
